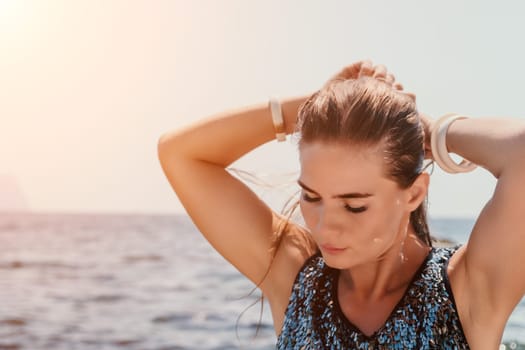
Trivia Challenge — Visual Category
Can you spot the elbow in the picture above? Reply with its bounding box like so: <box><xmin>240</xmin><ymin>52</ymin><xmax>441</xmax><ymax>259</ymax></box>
<box><xmin>157</xmin><ymin>134</ymin><xmax>167</xmax><ymax>162</ymax></box>
<box><xmin>157</xmin><ymin>132</ymin><xmax>167</xmax><ymax>151</ymax></box>
<box><xmin>157</xmin><ymin>133</ymin><xmax>182</xmax><ymax>179</ymax></box>
<box><xmin>157</xmin><ymin>131</ymin><xmax>191</xmax><ymax>172</ymax></box>
<box><xmin>157</xmin><ymin>132</ymin><xmax>176</xmax><ymax>165</ymax></box>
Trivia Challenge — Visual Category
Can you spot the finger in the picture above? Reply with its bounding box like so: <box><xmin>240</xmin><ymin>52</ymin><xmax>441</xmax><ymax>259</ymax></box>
<box><xmin>404</xmin><ymin>92</ymin><xmax>416</xmax><ymax>102</ymax></box>
<box><xmin>384</xmin><ymin>73</ymin><xmax>395</xmax><ymax>85</ymax></box>
<box><xmin>393</xmin><ymin>82</ymin><xmax>404</xmax><ymax>90</ymax></box>
<box><xmin>334</xmin><ymin>60</ymin><xmax>368</xmax><ymax>81</ymax></box>
<box><xmin>359</xmin><ymin>60</ymin><xmax>374</xmax><ymax>77</ymax></box>
<box><xmin>340</xmin><ymin>63</ymin><xmax>361</xmax><ymax>79</ymax></box>
<box><xmin>372</xmin><ymin>64</ymin><xmax>387</xmax><ymax>79</ymax></box>
<box><xmin>361</xmin><ymin>59</ymin><xmax>373</xmax><ymax>70</ymax></box>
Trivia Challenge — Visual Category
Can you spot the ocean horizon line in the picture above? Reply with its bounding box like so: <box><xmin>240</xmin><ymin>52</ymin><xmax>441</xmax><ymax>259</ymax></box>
<box><xmin>0</xmin><ymin>209</ymin><xmax>478</xmax><ymax>221</ymax></box>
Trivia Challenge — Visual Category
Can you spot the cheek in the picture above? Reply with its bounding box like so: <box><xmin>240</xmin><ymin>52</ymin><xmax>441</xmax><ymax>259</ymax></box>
<box><xmin>299</xmin><ymin>201</ymin><xmax>317</xmax><ymax>228</ymax></box>
<box><xmin>299</xmin><ymin>200</ymin><xmax>360</xmax><ymax>239</ymax></box>
<box><xmin>350</xmin><ymin>205</ymin><xmax>400</xmax><ymax>245</ymax></box>
<box><xmin>350</xmin><ymin>214</ymin><xmax>383</xmax><ymax>244</ymax></box>
<box><xmin>382</xmin><ymin>195</ymin><xmax>406</xmax><ymax>223</ymax></box>
<box><xmin>366</xmin><ymin>201</ymin><xmax>406</xmax><ymax>243</ymax></box>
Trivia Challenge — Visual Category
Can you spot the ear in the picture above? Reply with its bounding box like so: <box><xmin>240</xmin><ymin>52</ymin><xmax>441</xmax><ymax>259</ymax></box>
<box><xmin>406</xmin><ymin>173</ymin><xmax>429</xmax><ymax>212</ymax></box>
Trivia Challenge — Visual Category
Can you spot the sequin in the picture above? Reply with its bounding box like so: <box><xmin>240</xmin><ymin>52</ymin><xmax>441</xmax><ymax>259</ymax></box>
<box><xmin>276</xmin><ymin>247</ymin><xmax>469</xmax><ymax>349</ymax></box>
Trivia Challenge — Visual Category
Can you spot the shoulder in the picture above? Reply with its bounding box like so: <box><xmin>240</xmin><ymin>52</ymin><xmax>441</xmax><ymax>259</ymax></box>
<box><xmin>261</xmin><ymin>221</ymin><xmax>318</xmax><ymax>333</ymax></box>
<box><xmin>446</xmin><ymin>244</ymin><xmax>508</xmax><ymax>347</ymax></box>
<box><xmin>410</xmin><ymin>245</ymin><xmax>460</xmax><ymax>299</ymax></box>
<box><xmin>263</xmin><ymin>220</ymin><xmax>316</xmax><ymax>294</ymax></box>
<box><xmin>432</xmin><ymin>245</ymin><xmax>461</xmax><ymax>267</ymax></box>
<box><xmin>262</xmin><ymin>220</ymin><xmax>318</xmax><ymax>298</ymax></box>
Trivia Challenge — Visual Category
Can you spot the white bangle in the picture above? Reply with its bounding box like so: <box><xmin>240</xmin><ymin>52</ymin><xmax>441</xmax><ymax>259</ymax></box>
<box><xmin>430</xmin><ymin>113</ymin><xmax>477</xmax><ymax>174</ymax></box>
<box><xmin>269</xmin><ymin>98</ymin><xmax>286</xmax><ymax>142</ymax></box>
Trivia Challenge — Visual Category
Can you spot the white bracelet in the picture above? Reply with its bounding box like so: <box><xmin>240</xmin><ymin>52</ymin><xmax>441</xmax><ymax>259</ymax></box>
<box><xmin>269</xmin><ymin>98</ymin><xmax>286</xmax><ymax>142</ymax></box>
<box><xmin>430</xmin><ymin>113</ymin><xmax>477</xmax><ymax>174</ymax></box>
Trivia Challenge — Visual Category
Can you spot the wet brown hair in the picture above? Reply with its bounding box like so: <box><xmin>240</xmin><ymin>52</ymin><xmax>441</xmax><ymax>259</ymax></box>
<box><xmin>297</xmin><ymin>76</ymin><xmax>431</xmax><ymax>245</ymax></box>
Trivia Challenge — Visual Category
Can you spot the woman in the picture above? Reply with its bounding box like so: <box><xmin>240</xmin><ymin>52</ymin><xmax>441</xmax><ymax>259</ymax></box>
<box><xmin>157</xmin><ymin>61</ymin><xmax>525</xmax><ymax>349</ymax></box>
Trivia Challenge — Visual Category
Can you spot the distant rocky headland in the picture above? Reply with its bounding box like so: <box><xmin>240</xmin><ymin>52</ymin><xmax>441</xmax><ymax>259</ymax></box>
<box><xmin>0</xmin><ymin>174</ymin><xmax>30</xmax><ymax>212</ymax></box>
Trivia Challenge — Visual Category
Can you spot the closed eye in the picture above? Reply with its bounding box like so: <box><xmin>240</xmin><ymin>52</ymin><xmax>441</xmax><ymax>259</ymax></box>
<box><xmin>302</xmin><ymin>192</ymin><xmax>367</xmax><ymax>214</ymax></box>
<box><xmin>302</xmin><ymin>192</ymin><xmax>320</xmax><ymax>202</ymax></box>
<box><xmin>344</xmin><ymin>204</ymin><xmax>367</xmax><ymax>213</ymax></box>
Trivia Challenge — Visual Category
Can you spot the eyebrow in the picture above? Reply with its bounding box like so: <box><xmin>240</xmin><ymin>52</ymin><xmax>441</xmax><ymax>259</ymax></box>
<box><xmin>297</xmin><ymin>180</ymin><xmax>373</xmax><ymax>199</ymax></box>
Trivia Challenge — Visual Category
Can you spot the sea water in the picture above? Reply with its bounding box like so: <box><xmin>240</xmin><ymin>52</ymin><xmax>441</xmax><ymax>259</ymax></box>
<box><xmin>0</xmin><ymin>212</ymin><xmax>523</xmax><ymax>349</ymax></box>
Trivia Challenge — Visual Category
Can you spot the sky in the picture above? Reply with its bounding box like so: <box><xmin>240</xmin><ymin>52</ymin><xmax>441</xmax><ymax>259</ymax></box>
<box><xmin>1</xmin><ymin>0</ymin><xmax>524</xmax><ymax>218</ymax></box>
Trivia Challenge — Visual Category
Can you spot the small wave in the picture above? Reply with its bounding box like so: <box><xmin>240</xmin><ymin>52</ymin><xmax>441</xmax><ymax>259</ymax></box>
<box><xmin>86</xmin><ymin>294</ymin><xmax>127</xmax><ymax>303</ymax></box>
<box><xmin>90</xmin><ymin>273</ymin><xmax>116</xmax><ymax>282</ymax></box>
<box><xmin>0</xmin><ymin>318</ymin><xmax>26</xmax><ymax>327</ymax></box>
<box><xmin>0</xmin><ymin>260</ymin><xmax>78</xmax><ymax>270</ymax></box>
<box><xmin>244</xmin><ymin>321</ymin><xmax>274</xmax><ymax>330</ymax></box>
<box><xmin>112</xmin><ymin>339</ymin><xmax>143</xmax><ymax>347</ymax></box>
<box><xmin>152</xmin><ymin>312</ymin><xmax>193</xmax><ymax>324</ymax></box>
<box><xmin>0</xmin><ymin>261</ymin><xmax>24</xmax><ymax>269</ymax></box>
<box><xmin>152</xmin><ymin>311</ymin><xmax>229</xmax><ymax>326</ymax></box>
<box><xmin>0</xmin><ymin>344</ymin><xmax>21</xmax><ymax>350</ymax></box>
<box><xmin>123</xmin><ymin>254</ymin><xmax>164</xmax><ymax>263</ymax></box>
<box><xmin>172</xmin><ymin>284</ymin><xmax>192</xmax><ymax>292</ymax></box>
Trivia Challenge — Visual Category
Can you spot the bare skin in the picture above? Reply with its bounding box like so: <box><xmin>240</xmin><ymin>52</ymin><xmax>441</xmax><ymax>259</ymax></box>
<box><xmin>157</xmin><ymin>61</ymin><xmax>525</xmax><ymax>349</ymax></box>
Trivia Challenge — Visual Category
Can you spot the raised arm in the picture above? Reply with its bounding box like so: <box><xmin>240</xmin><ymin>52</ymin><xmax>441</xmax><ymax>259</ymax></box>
<box><xmin>433</xmin><ymin>116</ymin><xmax>525</xmax><ymax>341</ymax></box>
<box><xmin>157</xmin><ymin>96</ymin><xmax>306</xmax><ymax>288</ymax></box>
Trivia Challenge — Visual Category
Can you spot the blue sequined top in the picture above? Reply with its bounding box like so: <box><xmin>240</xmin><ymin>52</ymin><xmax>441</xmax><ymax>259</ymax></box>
<box><xmin>277</xmin><ymin>247</ymin><xmax>469</xmax><ymax>349</ymax></box>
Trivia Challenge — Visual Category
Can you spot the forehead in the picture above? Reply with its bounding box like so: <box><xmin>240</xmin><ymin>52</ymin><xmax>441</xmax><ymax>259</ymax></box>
<box><xmin>298</xmin><ymin>142</ymin><xmax>396</xmax><ymax>194</ymax></box>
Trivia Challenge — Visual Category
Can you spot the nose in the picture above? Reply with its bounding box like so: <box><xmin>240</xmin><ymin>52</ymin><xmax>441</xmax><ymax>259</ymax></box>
<box><xmin>315</xmin><ymin>206</ymin><xmax>343</xmax><ymax>238</ymax></box>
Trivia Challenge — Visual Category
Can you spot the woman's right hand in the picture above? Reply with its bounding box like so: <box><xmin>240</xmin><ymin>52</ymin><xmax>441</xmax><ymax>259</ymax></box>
<box><xmin>325</xmin><ymin>60</ymin><xmax>400</xmax><ymax>89</ymax></box>
<box><xmin>325</xmin><ymin>60</ymin><xmax>419</xmax><ymax>104</ymax></box>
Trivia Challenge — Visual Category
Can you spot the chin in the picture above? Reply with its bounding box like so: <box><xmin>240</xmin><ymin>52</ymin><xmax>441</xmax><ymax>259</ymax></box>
<box><xmin>320</xmin><ymin>250</ymin><xmax>356</xmax><ymax>270</ymax></box>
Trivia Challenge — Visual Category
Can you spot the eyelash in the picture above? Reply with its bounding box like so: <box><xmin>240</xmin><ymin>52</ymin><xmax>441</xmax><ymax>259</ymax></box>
<box><xmin>301</xmin><ymin>193</ymin><xmax>367</xmax><ymax>213</ymax></box>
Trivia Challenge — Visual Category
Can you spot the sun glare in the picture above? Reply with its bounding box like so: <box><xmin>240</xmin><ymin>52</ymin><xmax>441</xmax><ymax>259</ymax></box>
<box><xmin>0</xmin><ymin>0</ymin><xmax>33</xmax><ymax>34</ymax></box>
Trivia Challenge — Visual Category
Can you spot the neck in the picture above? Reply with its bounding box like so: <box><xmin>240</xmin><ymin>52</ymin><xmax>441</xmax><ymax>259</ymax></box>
<box><xmin>338</xmin><ymin>222</ymin><xmax>431</xmax><ymax>302</ymax></box>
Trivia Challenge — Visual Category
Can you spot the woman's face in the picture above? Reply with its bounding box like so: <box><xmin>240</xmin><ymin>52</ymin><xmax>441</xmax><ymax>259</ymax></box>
<box><xmin>298</xmin><ymin>141</ymin><xmax>414</xmax><ymax>269</ymax></box>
